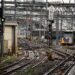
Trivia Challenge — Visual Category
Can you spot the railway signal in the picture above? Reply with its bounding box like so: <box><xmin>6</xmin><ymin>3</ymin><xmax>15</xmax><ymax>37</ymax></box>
<box><xmin>48</xmin><ymin>20</ymin><xmax>54</xmax><ymax>46</ymax></box>
<box><xmin>28</xmin><ymin>24</ymin><xmax>31</xmax><ymax>31</ymax></box>
<box><xmin>0</xmin><ymin>8</ymin><xmax>3</xmax><ymax>34</ymax></box>
<box><xmin>0</xmin><ymin>18</ymin><xmax>5</xmax><ymax>34</ymax></box>
<box><xmin>28</xmin><ymin>24</ymin><xmax>32</xmax><ymax>41</ymax></box>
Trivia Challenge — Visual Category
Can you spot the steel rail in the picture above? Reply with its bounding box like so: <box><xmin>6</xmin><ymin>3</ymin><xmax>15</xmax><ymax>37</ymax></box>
<box><xmin>1</xmin><ymin>59</ymin><xmax>34</xmax><ymax>75</ymax></box>
<box><xmin>53</xmin><ymin>51</ymin><xmax>67</xmax><ymax>58</ymax></box>
<box><xmin>43</xmin><ymin>56</ymin><xmax>72</xmax><ymax>75</ymax></box>
<box><xmin>63</xmin><ymin>63</ymin><xmax>75</xmax><ymax>75</ymax></box>
<box><xmin>52</xmin><ymin>48</ymin><xmax>70</xmax><ymax>57</ymax></box>
<box><xmin>0</xmin><ymin>57</ymin><xmax>26</xmax><ymax>71</ymax></box>
<box><xmin>32</xmin><ymin>57</ymin><xmax>47</xmax><ymax>68</ymax></box>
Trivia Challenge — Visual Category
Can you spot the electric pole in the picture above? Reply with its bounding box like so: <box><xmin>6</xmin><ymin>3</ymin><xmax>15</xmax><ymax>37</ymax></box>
<box><xmin>0</xmin><ymin>0</ymin><xmax>4</xmax><ymax>57</ymax></box>
<box><xmin>48</xmin><ymin>20</ymin><xmax>54</xmax><ymax>46</ymax></box>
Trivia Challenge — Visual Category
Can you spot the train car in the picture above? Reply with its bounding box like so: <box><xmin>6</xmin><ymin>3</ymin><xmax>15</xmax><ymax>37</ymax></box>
<box><xmin>60</xmin><ymin>31</ymin><xmax>74</xmax><ymax>45</ymax></box>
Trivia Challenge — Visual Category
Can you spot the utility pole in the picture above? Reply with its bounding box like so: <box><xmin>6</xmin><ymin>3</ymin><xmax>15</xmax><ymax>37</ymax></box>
<box><xmin>48</xmin><ymin>20</ymin><xmax>54</xmax><ymax>47</ymax></box>
<box><xmin>56</xmin><ymin>11</ymin><xmax>59</xmax><ymax>45</ymax></box>
<box><xmin>60</xmin><ymin>11</ymin><xmax>63</xmax><ymax>41</ymax></box>
<box><xmin>0</xmin><ymin>0</ymin><xmax>4</xmax><ymax>57</ymax></box>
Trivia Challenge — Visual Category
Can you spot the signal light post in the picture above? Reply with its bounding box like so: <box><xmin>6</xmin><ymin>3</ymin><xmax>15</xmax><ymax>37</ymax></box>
<box><xmin>0</xmin><ymin>0</ymin><xmax>4</xmax><ymax>57</ymax></box>
<box><xmin>48</xmin><ymin>20</ymin><xmax>54</xmax><ymax>47</ymax></box>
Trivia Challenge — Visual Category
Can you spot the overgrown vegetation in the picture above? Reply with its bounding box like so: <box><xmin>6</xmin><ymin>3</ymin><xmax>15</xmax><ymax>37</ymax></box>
<box><xmin>0</xmin><ymin>54</ymin><xmax>17</xmax><ymax>68</ymax></box>
<box><xmin>14</xmin><ymin>60</ymin><xmax>59</xmax><ymax>75</ymax></box>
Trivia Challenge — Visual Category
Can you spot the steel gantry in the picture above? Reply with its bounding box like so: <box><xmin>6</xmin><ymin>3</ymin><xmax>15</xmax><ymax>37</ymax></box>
<box><xmin>53</xmin><ymin>6</ymin><xmax>75</xmax><ymax>45</ymax></box>
<box><xmin>2</xmin><ymin>0</ymin><xmax>49</xmax><ymax>39</ymax></box>
<box><xmin>1</xmin><ymin>0</ymin><xmax>75</xmax><ymax>44</ymax></box>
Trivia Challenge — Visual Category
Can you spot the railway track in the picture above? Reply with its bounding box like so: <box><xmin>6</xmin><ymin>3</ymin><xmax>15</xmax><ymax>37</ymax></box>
<box><xmin>0</xmin><ymin>58</ymin><xmax>34</xmax><ymax>75</ymax></box>
<box><xmin>51</xmin><ymin>48</ymin><xmax>71</xmax><ymax>58</ymax></box>
<box><xmin>53</xmin><ymin>46</ymin><xmax>75</xmax><ymax>56</ymax></box>
<box><xmin>42</xmin><ymin>47</ymin><xmax>75</xmax><ymax>75</ymax></box>
<box><xmin>0</xmin><ymin>57</ymin><xmax>27</xmax><ymax>71</ymax></box>
<box><xmin>0</xmin><ymin>54</ymin><xmax>46</xmax><ymax>75</ymax></box>
<box><xmin>63</xmin><ymin>63</ymin><xmax>75</xmax><ymax>75</ymax></box>
<box><xmin>1</xmin><ymin>46</ymin><xmax>74</xmax><ymax>75</ymax></box>
<box><xmin>8</xmin><ymin>47</ymin><xmax>66</xmax><ymax>75</ymax></box>
<box><xmin>20</xmin><ymin>57</ymin><xmax>60</xmax><ymax>75</ymax></box>
<box><xmin>9</xmin><ymin>56</ymin><xmax>48</xmax><ymax>75</ymax></box>
<box><xmin>15</xmin><ymin>48</ymin><xmax>72</xmax><ymax>75</ymax></box>
<box><xmin>43</xmin><ymin>56</ymin><xmax>73</xmax><ymax>75</ymax></box>
<box><xmin>29</xmin><ymin>48</ymin><xmax>71</xmax><ymax>70</ymax></box>
<box><xmin>32</xmin><ymin>57</ymin><xmax>47</xmax><ymax>68</ymax></box>
<box><xmin>0</xmin><ymin>49</ymin><xmax>46</xmax><ymax>75</ymax></box>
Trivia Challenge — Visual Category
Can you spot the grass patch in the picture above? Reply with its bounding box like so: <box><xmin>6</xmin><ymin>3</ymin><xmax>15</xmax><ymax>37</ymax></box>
<box><xmin>14</xmin><ymin>60</ymin><xmax>59</xmax><ymax>75</ymax></box>
<box><xmin>0</xmin><ymin>54</ymin><xmax>17</xmax><ymax>68</ymax></box>
<box><xmin>15</xmin><ymin>66</ymin><xmax>33</xmax><ymax>75</ymax></box>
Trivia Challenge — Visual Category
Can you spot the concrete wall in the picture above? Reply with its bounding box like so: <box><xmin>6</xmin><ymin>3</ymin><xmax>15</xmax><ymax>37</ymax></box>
<box><xmin>4</xmin><ymin>26</ymin><xmax>13</xmax><ymax>53</ymax></box>
<box><xmin>4</xmin><ymin>21</ymin><xmax>18</xmax><ymax>54</ymax></box>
